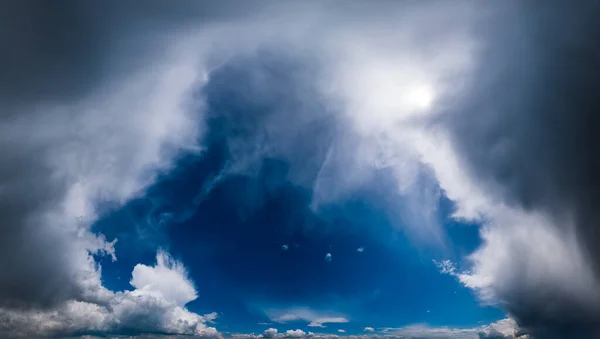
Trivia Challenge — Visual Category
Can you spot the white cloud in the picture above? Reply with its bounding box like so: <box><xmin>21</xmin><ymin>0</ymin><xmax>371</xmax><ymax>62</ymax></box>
<box><xmin>267</xmin><ymin>307</ymin><xmax>349</xmax><ymax>329</ymax></box>
<box><xmin>0</xmin><ymin>251</ymin><xmax>218</xmax><ymax>338</ymax></box>
<box><xmin>337</xmin><ymin>329</ymin><xmax>345</xmax><ymax>333</ymax></box>
<box><xmin>130</xmin><ymin>250</ymin><xmax>198</xmax><ymax>307</ymax></box>
<box><xmin>382</xmin><ymin>318</ymin><xmax>526</xmax><ymax>339</ymax></box>
<box><xmin>433</xmin><ymin>259</ymin><xmax>458</xmax><ymax>277</ymax></box>
<box><xmin>357</xmin><ymin>247</ymin><xmax>364</xmax><ymax>253</ymax></box>
<box><xmin>309</xmin><ymin>317</ymin><xmax>349</xmax><ymax>328</ymax></box>
<box><xmin>229</xmin><ymin>319</ymin><xmax>527</xmax><ymax>339</ymax></box>
<box><xmin>325</xmin><ymin>253</ymin><xmax>332</xmax><ymax>262</ymax></box>
<box><xmin>285</xmin><ymin>329</ymin><xmax>307</xmax><ymax>338</ymax></box>
<box><xmin>263</xmin><ymin>328</ymin><xmax>279</xmax><ymax>338</ymax></box>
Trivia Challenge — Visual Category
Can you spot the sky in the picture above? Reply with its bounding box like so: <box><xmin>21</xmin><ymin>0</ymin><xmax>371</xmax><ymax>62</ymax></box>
<box><xmin>0</xmin><ymin>1</ymin><xmax>599</xmax><ymax>339</ymax></box>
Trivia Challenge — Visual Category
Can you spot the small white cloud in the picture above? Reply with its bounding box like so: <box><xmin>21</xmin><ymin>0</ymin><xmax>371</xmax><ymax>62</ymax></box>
<box><xmin>357</xmin><ymin>247</ymin><xmax>364</xmax><ymax>253</ymax></box>
<box><xmin>364</xmin><ymin>327</ymin><xmax>374</xmax><ymax>332</ymax></box>
<box><xmin>433</xmin><ymin>259</ymin><xmax>458</xmax><ymax>277</ymax></box>
<box><xmin>337</xmin><ymin>329</ymin><xmax>345</xmax><ymax>333</ymax></box>
<box><xmin>325</xmin><ymin>253</ymin><xmax>332</xmax><ymax>262</ymax></box>
<box><xmin>308</xmin><ymin>317</ymin><xmax>348</xmax><ymax>328</ymax></box>
<box><xmin>263</xmin><ymin>328</ymin><xmax>279</xmax><ymax>338</ymax></box>
<box><xmin>285</xmin><ymin>329</ymin><xmax>306</xmax><ymax>338</ymax></box>
<box><xmin>130</xmin><ymin>250</ymin><xmax>197</xmax><ymax>307</ymax></box>
<box><xmin>266</xmin><ymin>308</ymin><xmax>348</xmax><ymax>329</ymax></box>
<box><xmin>282</xmin><ymin>244</ymin><xmax>289</xmax><ymax>251</ymax></box>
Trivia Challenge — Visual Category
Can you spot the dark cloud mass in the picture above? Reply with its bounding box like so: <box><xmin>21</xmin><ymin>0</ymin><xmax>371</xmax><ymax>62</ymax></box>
<box><xmin>443</xmin><ymin>1</ymin><xmax>600</xmax><ymax>338</ymax></box>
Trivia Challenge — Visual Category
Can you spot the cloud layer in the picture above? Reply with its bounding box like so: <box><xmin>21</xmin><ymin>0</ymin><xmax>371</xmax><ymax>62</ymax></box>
<box><xmin>3</xmin><ymin>1</ymin><xmax>599</xmax><ymax>338</ymax></box>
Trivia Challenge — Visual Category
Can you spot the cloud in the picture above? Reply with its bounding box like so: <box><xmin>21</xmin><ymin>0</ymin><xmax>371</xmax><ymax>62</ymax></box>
<box><xmin>309</xmin><ymin>317</ymin><xmax>349</xmax><ymax>328</ymax></box>
<box><xmin>325</xmin><ymin>253</ymin><xmax>333</xmax><ymax>263</ymax></box>
<box><xmin>0</xmin><ymin>251</ymin><xmax>217</xmax><ymax>338</ymax></box>
<box><xmin>425</xmin><ymin>2</ymin><xmax>600</xmax><ymax>337</ymax></box>
<box><xmin>263</xmin><ymin>328</ymin><xmax>279</xmax><ymax>338</ymax></box>
<box><xmin>382</xmin><ymin>318</ymin><xmax>526</xmax><ymax>339</ymax></box>
<box><xmin>285</xmin><ymin>330</ymin><xmax>308</xmax><ymax>338</ymax></box>
<box><xmin>357</xmin><ymin>247</ymin><xmax>364</xmax><ymax>253</ymax></box>
<box><xmin>433</xmin><ymin>259</ymin><xmax>458</xmax><ymax>277</ymax></box>
<box><xmin>267</xmin><ymin>308</ymin><xmax>349</xmax><ymax>329</ymax></box>
<box><xmin>337</xmin><ymin>330</ymin><xmax>345</xmax><ymax>333</ymax></box>
<box><xmin>130</xmin><ymin>250</ymin><xmax>198</xmax><ymax>307</ymax></box>
<box><xmin>282</xmin><ymin>244</ymin><xmax>289</xmax><ymax>251</ymax></box>
<box><xmin>364</xmin><ymin>328</ymin><xmax>374</xmax><ymax>333</ymax></box>
<box><xmin>229</xmin><ymin>319</ymin><xmax>525</xmax><ymax>339</ymax></box>
<box><xmin>5</xmin><ymin>1</ymin><xmax>595</xmax><ymax>337</ymax></box>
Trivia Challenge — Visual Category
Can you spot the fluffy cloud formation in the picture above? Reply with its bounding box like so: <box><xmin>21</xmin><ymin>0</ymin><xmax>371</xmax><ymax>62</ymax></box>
<box><xmin>364</xmin><ymin>328</ymin><xmax>374</xmax><ymax>333</ymax></box>
<box><xmin>0</xmin><ymin>251</ymin><xmax>217</xmax><ymax>338</ymax></box>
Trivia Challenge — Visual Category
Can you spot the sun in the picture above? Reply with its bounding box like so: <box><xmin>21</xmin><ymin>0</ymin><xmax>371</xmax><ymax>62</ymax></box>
<box><xmin>407</xmin><ymin>85</ymin><xmax>434</xmax><ymax>110</ymax></box>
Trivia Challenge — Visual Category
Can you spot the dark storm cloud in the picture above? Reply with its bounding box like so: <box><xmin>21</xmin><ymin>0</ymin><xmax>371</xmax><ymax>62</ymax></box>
<box><xmin>441</xmin><ymin>1</ymin><xmax>600</xmax><ymax>337</ymax></box>
<box><xmin>0</xmin><ymin>0</ymin><xmax>255</xmax><ymax>108</ymax></box>
<box><xmin>0</xmin><ymin>0</ymin><xmax>227</xmax><ymax>309</ymax></box>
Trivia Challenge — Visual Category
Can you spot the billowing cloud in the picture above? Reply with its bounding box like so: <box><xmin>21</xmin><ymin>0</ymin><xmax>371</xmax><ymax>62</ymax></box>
<box><xmin>263</xmin><ymin>328</ymin><xmax>279</xmax><ymax>338</ymax></box>
<box><xmin>0</xmin><ymin>251</ymin><xmax>217</xmax><ymax>338</ymax></box>
<box><xmin>425</xmin><ymin>2</ymin><xmax>600</xmax><ymax>337</ymax></box>
<box><xmin>0</xmin><ymin>2</ymin><xmax>217</xmax><ymax>337</ymax></box>
<box><xmin>286</xmin><ymin>329</ymin><xmax>308</xmax><ymax>338</ymax></box>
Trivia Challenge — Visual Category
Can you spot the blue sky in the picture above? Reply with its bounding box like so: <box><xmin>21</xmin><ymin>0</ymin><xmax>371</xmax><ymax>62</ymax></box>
<box><xmin>92</xmin><ymin>54</ymin><xmax>504</xmax><ymax>336</ymax></box>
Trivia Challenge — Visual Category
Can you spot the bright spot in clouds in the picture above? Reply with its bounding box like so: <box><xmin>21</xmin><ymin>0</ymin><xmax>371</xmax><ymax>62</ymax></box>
<box><xmin>325</xmin><ymin>253</ymin><xmax>332</xmax><ymax>262</ymax></box>
<box><xmin>406</xmin><ymin>85</ymin><xmax>434</xmax><ymax>110</ymax></box>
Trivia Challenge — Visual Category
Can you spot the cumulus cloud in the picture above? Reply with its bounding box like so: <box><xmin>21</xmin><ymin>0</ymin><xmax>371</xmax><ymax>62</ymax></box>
<box><xmin>285</xmin><ymin>329</ymin><xmax>308</xmax><ymax>338</ymax></box>
<box><xmin>364</xmin><ymin>327</ymin><xmax>374</xmax><ymax>333</ymax></box>
<box><xmin>0</xmin><ymin>251</ymin><xmax>217</xmax><ymax>338</ymax></box>
<box><xmin>263</xmin><ymin>328</ymin><xmax>279</xmax><ymax>338</ymax></box>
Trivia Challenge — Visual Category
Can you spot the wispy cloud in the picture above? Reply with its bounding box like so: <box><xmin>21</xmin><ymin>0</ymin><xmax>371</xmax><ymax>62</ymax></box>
<box><xmin>266</xmin><ymin>308</ymin><xmax>349</xmax><ymax>329</ymax></box>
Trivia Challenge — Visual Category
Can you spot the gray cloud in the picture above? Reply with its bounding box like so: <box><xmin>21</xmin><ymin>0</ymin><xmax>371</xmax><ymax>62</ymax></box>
<box><xmin>0</xmin><ymin>0</ymin><xmax>219</xmax><ymax>335</ymax></box>
<box><xmin>435</xmin><ymin>1</ymin><xmax>600</xmax><ymax>337</ymax></box>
